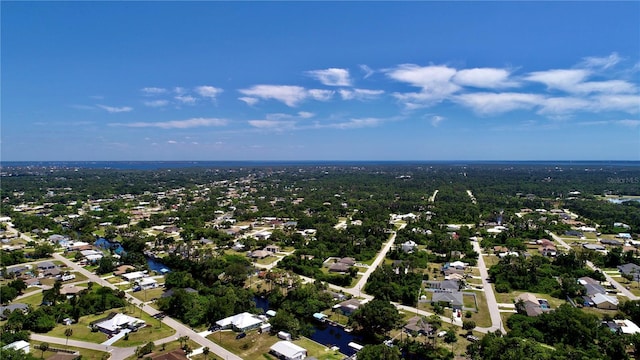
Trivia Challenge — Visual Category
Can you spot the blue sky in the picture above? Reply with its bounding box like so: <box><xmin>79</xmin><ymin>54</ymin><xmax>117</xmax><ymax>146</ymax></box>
<box><xmin>2</xmin><ymin>1</ymin><xmax>639</xmax><ymax>161</ymax></box>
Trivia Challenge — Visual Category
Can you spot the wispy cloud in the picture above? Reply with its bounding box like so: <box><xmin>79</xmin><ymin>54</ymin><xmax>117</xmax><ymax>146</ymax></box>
<box><xmin>248</xmin><ymin>120</ymin><xmax>296</xmax><ymax>130</ymax></box>
<box><xmin>430</xmin><ymin>115</ymin><xmax>445</xmax><ymax>127</ymax></box>
<box><xmin>239</xmin><ymin>97</ymin><xmax>259</xmax><ymax>106</ymax></box>
<box><xmin>143</xmin><ymin>100</ymin><xmax>169</xmax><ymax>107</ymax></box>
<box><xmin>323</xmin><ymin>117</ymin><xmax>385</xmax><ymax>129</ymax></box>
<box><xmin>141</xmin><ymin>87</ymin><xmax>167</xmax><ymax>95</ymax></box>
<box><xmin>525</xmin><ymin>69</ymin><xmax>635</xmax><ymax>94</ymax></box>
<box><xmin>579</xmin><ymin>119</ymin><xmax>640</xmax><ymax>128</ymax></box>
<box><xmin>266</xmin><ymin>112</ymin><xmax>315</xmax><ymax>120</ymax></box>
<box><xmin>579</xmin><ymin>52</ymin><xmax>622</xmax><ymax>70</ymax></box>
<box><xmin>359</xmin><ymin>64</ymin><xmax>374</xmax><ymax>79</ymax></box>
<box><xmin>454</xmin><ymin>92</ymin><xmax>543</xmax><ymax>115</ymax></box>
<box><xmin>110</xmin><ymin>117</ymin><xmax>227</xmax><ymax>129</ymax></box>
<box><xmin>175</xmin><ymin>95</ymin><xmax>197</xmax><ymax>105</ymax></box>
<box><xmin>239</xmin><ymin>85</ymin><xmax>333</xmax><ymax>107</ymax></box>
<box><xmin>306</xmin><ymin>68</ymin><xmax>352</xmax><ymax>86</ymax></box>
<box><xmin>453</xmin><ymin>68</ymin><xmax>519</xmax><ymax>89</ymax></box>
<box><xmin>339</xmin><ymin>89</ymin><xmax>384</xmax><ymax>100</ymax></box>
<box><xmin>195</xmin><ymin>85</ymin><xmax>223</xmax><ymax>99</ymax></box>
<box><xmin>97</xmin><ymin>104</ymin><xmax>133</xmax><ymax>113</ymax></box>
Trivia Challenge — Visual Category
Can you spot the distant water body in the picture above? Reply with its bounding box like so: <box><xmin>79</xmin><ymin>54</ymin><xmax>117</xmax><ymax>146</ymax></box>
<box><xmin>2</xmin><ymin>160</ymin><xmax>639</xmax><ymax>170</ymax></box>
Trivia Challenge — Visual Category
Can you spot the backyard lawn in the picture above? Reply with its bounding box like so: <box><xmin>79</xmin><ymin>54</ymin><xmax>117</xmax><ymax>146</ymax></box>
<box><xmin>207</xmin><ymin>330</ymin><xmax>343</xmax><ymax>360</ymax></box>
<box><xmin>32</xmin><ymin>343</ymin><xmax>109</xmax><ymax>360</ymax></box>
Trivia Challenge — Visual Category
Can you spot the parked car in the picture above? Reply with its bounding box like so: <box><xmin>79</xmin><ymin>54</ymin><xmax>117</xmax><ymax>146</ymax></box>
<box><xmin>466</xmin><ymin>335</ymin><xmax>480</xmax><ymax>342</ymax></box>
<box><xmin>236</xmin><ymin>332</ymin><xmax>247</xmax><ymax>340</ymax></box>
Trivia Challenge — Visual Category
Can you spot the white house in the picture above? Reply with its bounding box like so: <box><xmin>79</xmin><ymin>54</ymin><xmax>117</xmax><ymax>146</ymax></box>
<box><xmin>2</xmin><ymin>340</ymin><xmax>30</xmax><ymax>354</ymax></box>
<box><xmin>95</xmin><ymin>313</ymin><xmax>145</xmax><ymax>335</ymax></box>
<box><xmin>136</xmin><ymin>277</ymin><xmax>158</xmax><ymax>290</ymax></box>
<box><xmin>215</xmin><ymin>312</ymin><xmax>263</xmax><ymax>332</ymax></box>
<box><xmin>401</xmin><ymin>240</ymin><xmax>418</xmax><ymax>253</ymax></box>
<box><xmin>270</xmin><ymin>341</ymin><xmax>307</xmax><ymax>360</ymax></box>
<box><xmin>121</xmin><ymin>271</ymin><xmax>148</xmax><ymax>282</ymax></box>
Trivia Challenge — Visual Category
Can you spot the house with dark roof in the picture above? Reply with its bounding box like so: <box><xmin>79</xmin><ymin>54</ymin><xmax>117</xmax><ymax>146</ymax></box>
<box><xmin>424</xmin><ymin>279</ymin><xmax>460</xmax><ymax>292</ymax></box>
<box><xmin>338</xmin><ymin>257</ymin><xmax>356</xmax><ymax>266</ymax></box>
<box><xmin>515</xmin><ymin>293</ymin><xmax>550</xmax><ymax>317</ymax></box>
<box><xmin>432</xmin><ymin>291</ymin><xmax>463</xmax><ymax>309</ymax></box>
<box><xmin>404</xmin><ymin>316</ymin><xmax>434</xmax><ymax>335</ymax></box>
<box><xmin>0</xmin><ymin>303</ymin><xmax>29</xmax><ymax>319</ymax></box>
<box><xmin>329</xmin><ymin>262</ymin><xmax>350</xmax><ymax>273</ymax></box>
<box><xmin>618</xmin><ymin>263</ymin><xmax>640</xmax><ymax>277</ymax></box>
<box><xmin>578</xmin><ymin>277</ymin><xmax>607</xmax><ymax>296</ymax></box>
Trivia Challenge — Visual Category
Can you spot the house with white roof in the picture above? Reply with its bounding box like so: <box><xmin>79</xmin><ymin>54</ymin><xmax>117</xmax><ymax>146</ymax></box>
<box><xmin>94</xmin><ymin>313</ymin><xmax>145</xmax><ymax>335</ymax></box>
<box><xmin>2</xmin><ymin>340</ymin><xmax>30</xmax><ymax>354</ymax></box>
<box><xmin>215</xmin><ymin>312</ymin><xmax>263</xmax><ymax>332</ymax></box>
<box><xmin>270</xmin><ymin>341</ymin><xmax>307</xmax><ymax>360</ymax></box>
<box><xmin>592</xmin><ymin>293</ymin><xmax>619</xmax><ymax>310</ymax></box>
<box><xmin>121</xmin><ymin>271</ymin><xmax>148</xmax><ymax>282</ymax></box>
<box><xmin>136</xmin><ymin>277</ymin><xmax>158</xmax><ymax>290</ymax></box>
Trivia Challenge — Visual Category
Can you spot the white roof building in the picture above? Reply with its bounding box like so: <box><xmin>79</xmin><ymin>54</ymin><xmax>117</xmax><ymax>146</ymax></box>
<box><xmin>592</xmin><ymin>293</ymin><xmax>619</xmax><ymax>309</ymax></box>
<box><xmin>215</xmin><ymin>312</ymin><xmax>263</xmax><ymax>332</ymax></box>
<box><xmin>616</xmin><ymin>319</ymin><xmax>640</xmax><ymax>334</ymax></box>
<box><xmin>270</xmin><ymin>341</ymin><xmax>307</xmax><ymax>360</ymax></box>
<box><xmin>122</xmin><ymin>271</ymin><xmax>148</xmax><ymax>282</ymax></box>
<box><xmin>136</xmin><ymin>277</ymin><xmax>158</xmax><ymax>289</ymax></box>
<box><xmin>95</xmin><ymin>313</ymin><xmax>145</xmax><ymax>335</ymax></box>
<box><xmin>2</xmin><ymin>340</ymin><xmax>30</xmax><ymax>354</ymax></box>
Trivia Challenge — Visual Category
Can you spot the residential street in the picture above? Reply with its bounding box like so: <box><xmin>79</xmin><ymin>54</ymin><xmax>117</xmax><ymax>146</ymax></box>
<box><xmin>546</xmin><ymin>230</ymin><xmax>639</xmax><ymax>300</ymax></box>
<box><xmin>471</xmin><ymin>240</ymin><xmax>504</xmax><ymax>333</ymax></box>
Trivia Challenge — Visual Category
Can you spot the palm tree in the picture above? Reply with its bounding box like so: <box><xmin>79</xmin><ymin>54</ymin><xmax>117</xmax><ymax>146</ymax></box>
<box><xmin>39</xmin><ymin>342</ymin><xmax>49</xmax><ymax>359</ymax></box>
<box><xmin>203</xmin><ymin>347</ymin><xmax>210</xmax><ymax>360</ymax></box>
<box><xmin>65</xmin><ymin>328</ymin><xmax>73</xmax><ymax>346</ymax></box>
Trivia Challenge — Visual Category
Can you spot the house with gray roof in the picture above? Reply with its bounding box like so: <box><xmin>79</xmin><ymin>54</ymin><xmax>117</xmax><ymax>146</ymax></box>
<box><xmin>618</xmin><ymin>263</ymin><xmax>640</xmax><ymax>277</ymax></box>
<box><xmin>0</xmin><ymin>303</ymin><xmax>29</xmax><ymax>319</ymax></box>
<box><xmin>432</xmin><ymin>291</ymin><xmax>463</xmax><ymax>309</ymax></box>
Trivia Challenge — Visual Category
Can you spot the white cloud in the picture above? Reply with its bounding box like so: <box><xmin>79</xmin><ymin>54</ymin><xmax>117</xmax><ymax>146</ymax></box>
<box><xmin>306</xmin><ymin>68</ymin><xmax>352</xmax><ymax>86</ymax></box>
<box><xmin>175</xmin><ymin>95</ymin><xmax>197</xmax><ymax>105</ymax></box>
<box><xmin>167</xmin><ymin>140</ymin><xmax>177</xmax><ymax>144</ymax></box>
<box><xmin>110</xmin><ymin>117</ymin><xmax>228</xmax><ymax>129</ymax></box>
<box><xmin>359</xmin><ymin>64</ymin><xmax>374</xmax><ymax>79</ymax></box>
<box><xmin>97</xmin><ymin>104</ymin><xmax>133</xmax><ymax>113</ymax></box>
<box><xmin>239</xmin><ymin>85</ymin><xmax>308</xmax><ymax>106</ymax></box>
<box><xmin>239</xmin><ymin>97</ymin><xmax>259</xmax><ymax>106</ymax></box>
<box><xmin>143</xmin><ymin>100</ymin><xmax>169</xmax><ymax>107</ymax></box>
<box><xmin>298</xmin><ymin>111</ymin><xmax>315</xmax><ymax>118</ymax></box>
<box><xmin>308</xmin><ymin>89</ymin><xmax>334</xmax><ymax>101</ymax></box>
<box><xmin>537</xmin><ymin>97</ymin><xmax>591</xmax><ymax>115</ymax></box>
<box><xmin>195</xmin><ymin>85</ymin><xmax>223</xmax><ymax>99</ymax></box>
<box><xmin>455</xmin><ymin>92</ymin><xmax>544</xmax><ymax>115</ymax></box>
<box><xmin>174</xmin><ymin>87</ymin><xmax>186</xmax><ymax>94</ymax></box>
<box><xmin>592</xmin><ymin>94</ymin><xmax>640</xmax><ymax>113</ymax></box>
<box><xmin>453</xmin><ymin>68</ymin><xmax>519</xmax><ymax>89</ymax></box>
<box><xmin>525</xmin><ymin>69</ymin><xmax>590</xmax><ymax>92</ymax></box>
<box><xmin>430</xmin><ymin>115</ymin><xmax>445</xmax><ymax>127</ymax></box>
<box><xmin>579</xmin><ymin>53</ymin><xmax>622</xmax><ymax>70</ymax></box>
<box><xmin>387</xmin><ymin>64</ymin><xmax>460</xmax><ymax>108</ymax></box>
<box><xmin>141</xmin><ymin>87</ymin><xmax>167</xmax><ymax>95</ymax></box>
<box><xmin>339</xmin><ymin>88</ymin><xmax>384</xmax><ymax>100</ymax></box>
<box><xmin>579</xmin><ymin>119</ymin><xmax>640</xmax><ymax>128</ymax></box>
<box><xmin>325</xmin><ymin>117</ymin><xmax>384</xmax><ymax>129</ymax></box>
<box><xmin>248</xmin><ymin>120</ymin><xmax>296</xmax><ymax>130</ymax></box>
<box><xmin>239</xmin><ymin>85</ymin><xmax>333</xmax><ymax>106</ymax></box>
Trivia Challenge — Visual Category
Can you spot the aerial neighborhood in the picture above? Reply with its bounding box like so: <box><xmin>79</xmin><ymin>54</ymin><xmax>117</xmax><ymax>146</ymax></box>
<box><xmin>1</xmin><ymin>163</ymin><xmax>639</xmax><ymax>360</ymax></box>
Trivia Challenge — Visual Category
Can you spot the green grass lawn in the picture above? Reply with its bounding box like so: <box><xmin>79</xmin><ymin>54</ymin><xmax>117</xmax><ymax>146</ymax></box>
<box><xmin>492</xmin><ymin>288</ymin><xmax>566</xmax><ymax>309</ymax></box>
<box><xmin>462</xmin><ymin>294</ymin><xmax>477</xmax><ymax>310</ymax></box>
<box><xmin>112</xmin><ymin>309</ymin><xmax>176</xmax><ymax>347</ymax></box>
<box><xmin>130</xmin><ymin>287</ymin><xmax>165</xmax><ymax>302</ymax></box>
<box><xmin>469</xmin><ymin>292</ymin><xmax>492</xmax><ymax>328</ymax></box>
<box><xmin>207</xmin><ymin>329</ymin><xmax>343</xmax><ymax>360</ymax></box>
<box><xmin>18</xmin><ymin>290</ymin><xmax>44</xmax><ymax>307</ymax></box>
<box><xmin>47</xmin><ymin>313</ymin><xmax>112</xmax><ymax>344</ymax></box>
<box><xmin>255</xmin><ymin>256</ymin><xmax>278</xmax><ymax>265</ymax></box>
<box><xmin>105</xmin><ymin>276</ymin><xmax>126</xmax><ymax>284</ymax></box>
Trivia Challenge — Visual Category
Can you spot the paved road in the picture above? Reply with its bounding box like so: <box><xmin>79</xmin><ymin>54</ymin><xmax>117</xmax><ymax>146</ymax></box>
<box><xmin>346</xmin><ymin>224</ymin><xmax>406</xmax><ymax>297</ymax></box>
<box><xmin>52</xmin><ymin>253</ymin><xmax>243</xmax><ymax>360</ymax></box>
<box><xmin>546</xmin><ymin>230</ymin><xmax>639</xmax><ymax>300</ymax></box>
<box><xmin>472</xmin><ymin>240</ymin><xmax>504</xmax><ymax>333</ymax></box>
